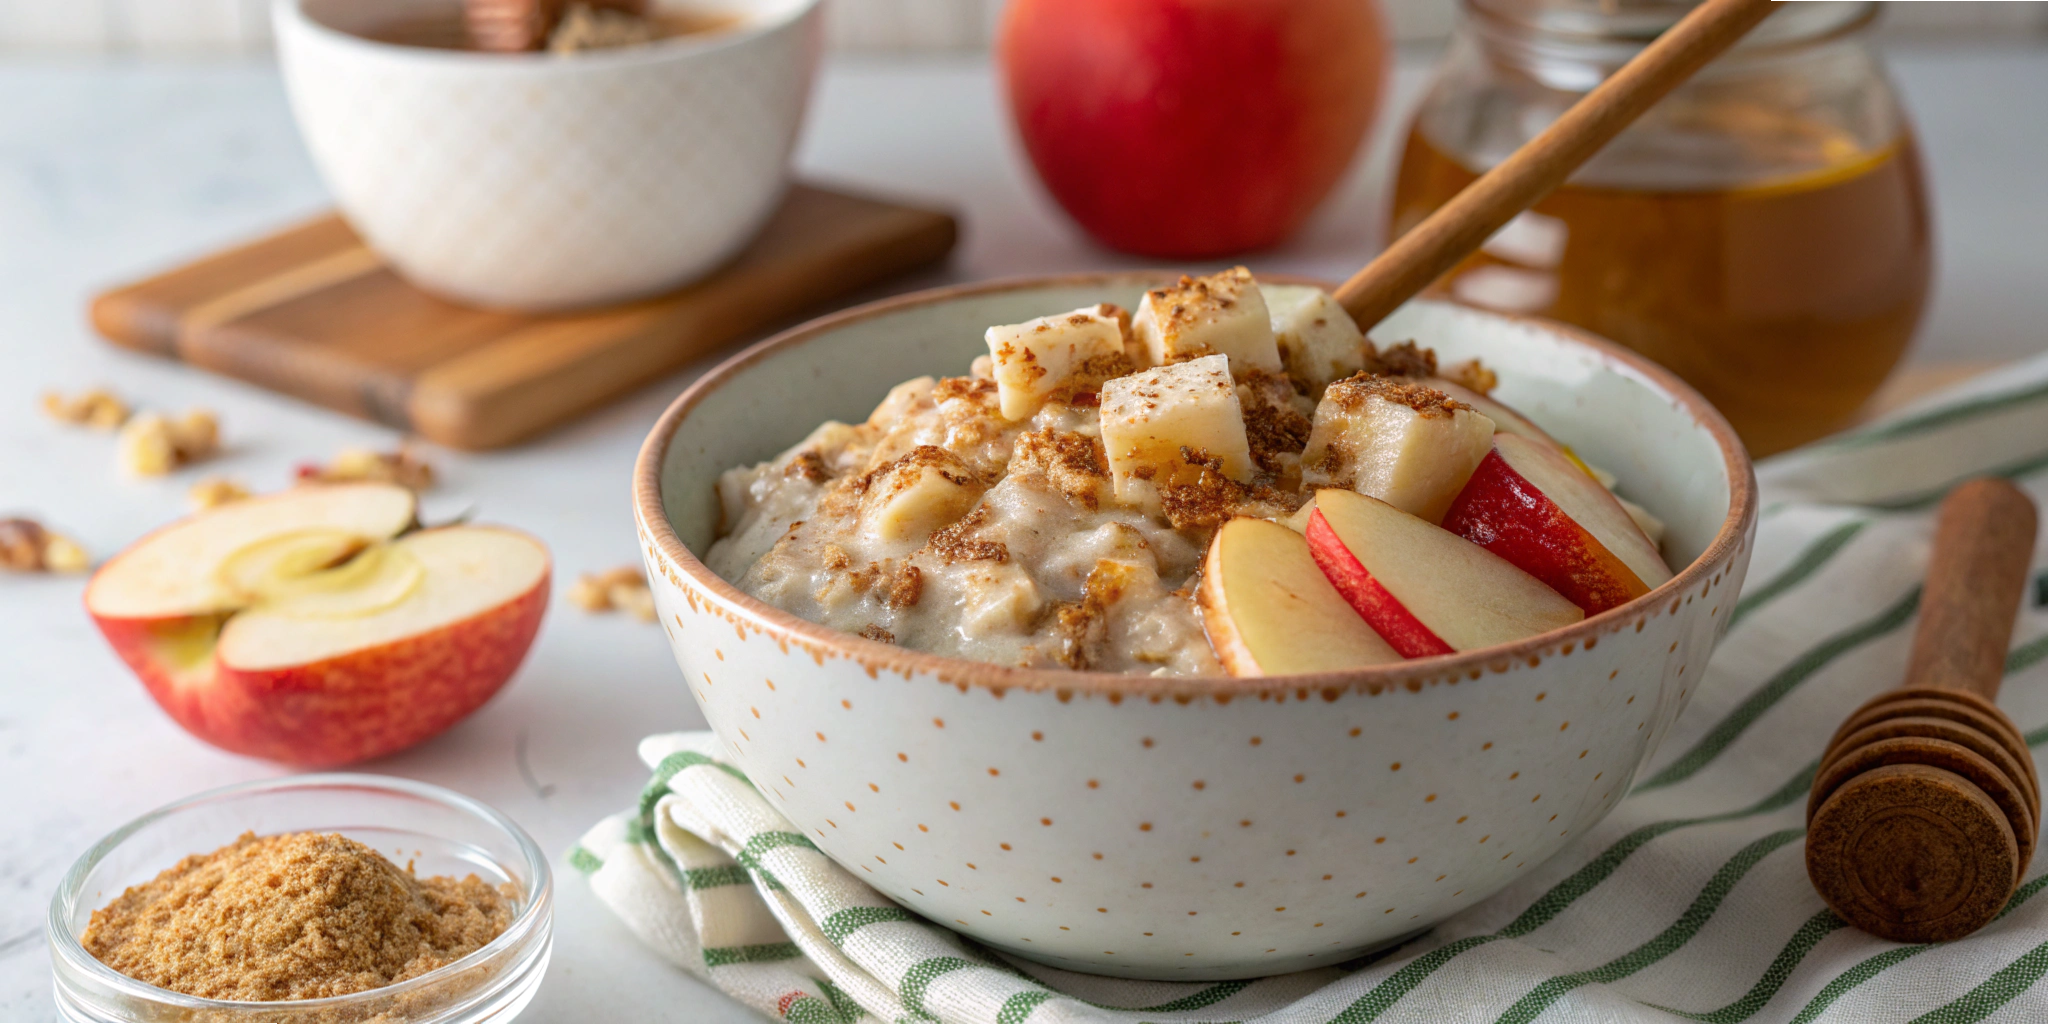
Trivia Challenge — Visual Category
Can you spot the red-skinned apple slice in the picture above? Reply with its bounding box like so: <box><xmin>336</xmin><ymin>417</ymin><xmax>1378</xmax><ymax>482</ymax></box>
<box><xmin>1199</xmin><ymin>516</ymin><xmax>1400</xmax><ymax>675</ymax></box>
<box><xmin>86</xmin><ymin>483</ymin><xmax>550</xmax><ymax>766</ymax></box>
<box><xmin>1306</xmin><ymin>488</ymin><xmax>1581</xmax><ymax>657</ymax></box>
<box><xmin>1441</xmin><ymin>433</ymin><xmax>1672</xmax><ymax>614</ymax></box>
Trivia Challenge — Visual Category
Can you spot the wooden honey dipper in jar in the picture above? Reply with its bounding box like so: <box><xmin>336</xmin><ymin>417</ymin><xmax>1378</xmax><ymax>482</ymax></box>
<box><xmin>1806</xmin><ymin>478</ymin><xmax>2040</xmax><ymax>942</ymax></box>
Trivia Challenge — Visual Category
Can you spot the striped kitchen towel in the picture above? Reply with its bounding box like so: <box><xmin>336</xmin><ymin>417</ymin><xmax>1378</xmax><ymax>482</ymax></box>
<box><xmin>576</xmin><ymin>353</ymin><xmax>2048</xmax><ymax>1023</ymax></box>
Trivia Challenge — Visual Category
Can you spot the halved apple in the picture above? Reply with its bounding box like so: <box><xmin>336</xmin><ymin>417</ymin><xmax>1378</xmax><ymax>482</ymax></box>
<box><xmin>1441</xmin><ymin>433</ymin><xmax>1672</xmax><ymax>614</ymax></box>
<box><xmin>1199</xmin><ymin>516</ymin><xmax>1399</xmax><ymax>675</ymax></box>
<box><xmin>1306</xmin><ymin>488</ymin><xmax>1582</xmax><ymax>657</ymax></box>
<box><xmin>85</xmin><ymin>483</ymin><xmax>549</xmax><ymax>766</ymax></box>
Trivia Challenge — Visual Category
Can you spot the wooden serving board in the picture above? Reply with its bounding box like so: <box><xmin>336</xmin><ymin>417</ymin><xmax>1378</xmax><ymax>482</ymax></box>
<box><xmin>92</xmin><ymin>184</ymin><xmax>957</xmax><ymax>449</ymax></box>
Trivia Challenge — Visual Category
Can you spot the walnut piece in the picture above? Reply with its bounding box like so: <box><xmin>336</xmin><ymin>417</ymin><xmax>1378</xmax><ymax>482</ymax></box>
<box><xmin>1444</xmin><ymin>358</ymin><xmax>1499</xmax><ymax>395</ymax></box>
<box><xmin>41</xmin><ymin>388</ymin><xmax>130</xmax><ymax>430</ymax></box>
<box><xmin>189</xmin><ymin>477</ymin><xmax>252</xmax><ymax>511</ymax></box>
<box><xmin>117</xmin><ymin>409</ymin><xmax>220</xmax><ymax>476</ymax></box>
<box><xmin>0</xmin><ymin>518</ymin><xmax>89</xmax><ymax>573</ymax></box>
<box><xmin>297</xmin><ymin>447</ymin><xmax>435</xmax><ymax>491</ymax></box>
<box><xmin>548</xmin><ymin>2</ymin><xmax>655</xmax><ymax>52</ymax></box>
<box><xmin>119</xmin><ymin>412</ymin><xmax>213</xmax><ymax>474</ymax></box>
<box><xmin>571</xmin><ymin>566</ymin><xmax>656</xmax><ymax>622</ymax></box>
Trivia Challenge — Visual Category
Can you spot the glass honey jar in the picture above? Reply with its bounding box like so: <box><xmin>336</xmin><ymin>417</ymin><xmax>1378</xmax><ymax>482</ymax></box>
<box><xmin>1391</xmin><ymin>0</ymin><xmax>1932</xmax><ymax>456</ymax></box>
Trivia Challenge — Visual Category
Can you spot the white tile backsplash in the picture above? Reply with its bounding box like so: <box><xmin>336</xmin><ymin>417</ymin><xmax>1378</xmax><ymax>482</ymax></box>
<box><xmin>0</xmin><ymin>0</ymin><xmax>2041</xmax><ymax>52</ymax></box>
<box><xmin>0</xmin><ymin>0</ymin><xmax>115</xmax><ymax>50</ymax></box>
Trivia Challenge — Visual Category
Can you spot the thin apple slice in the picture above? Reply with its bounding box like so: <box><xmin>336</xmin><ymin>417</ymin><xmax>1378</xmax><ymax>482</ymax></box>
<box><xmin>1427</xmin><ymin>378</ymin><xmax>1560</xmax><ymax>449</ymax></box>
<box><xmin>1199</xmin><ymin>516</ymin><xmax>1400</xmax><ymax>675</ymax></box>
<box><xmin>1617</xmin><ymin>496</ymin><xmax>1667</xmax><ymax>548</ymax></box>
<box><xmin>1426</xmin><ymin>380</ymin><xmax>1612</xmax><ymax>486</ymax></box>
<box><xmin>89</xmin><ymin>483</ymin><xmax>416</xmax><ymax>619</ymax></box>
<box><xmin>1308</xmin><ymin>488</ymin><xmax>1582</xmax><ymax>656</ymax></box>
<box><xmin>219</xmin><ymin>526</ymin><xmax>547</xmax><ymax>671</ymax></box>
<box><xmin>1442</xmin><ymin>433</ymin><xmax>1673</xmax><ymax>614</ymax></box>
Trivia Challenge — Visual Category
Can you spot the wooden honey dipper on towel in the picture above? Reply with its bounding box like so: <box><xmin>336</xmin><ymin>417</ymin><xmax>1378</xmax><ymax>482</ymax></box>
<box><xmin>1806</xmin><ymin>478</ymin><xmax>2040</xmax><ymax>942</ymax></box>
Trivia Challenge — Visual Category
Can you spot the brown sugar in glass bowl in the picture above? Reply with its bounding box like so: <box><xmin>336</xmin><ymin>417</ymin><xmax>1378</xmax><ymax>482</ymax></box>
<box><xmin>49</xmin><ymin>775</ymin><xmax>553</xmax><ymax>1024</ymax></box>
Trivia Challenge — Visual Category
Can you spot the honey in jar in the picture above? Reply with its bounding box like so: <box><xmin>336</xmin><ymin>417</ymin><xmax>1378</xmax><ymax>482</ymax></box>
<box><xmin>1392</xmin><ymin>0</ymin><xmax>1932</xmax><ymax>456</ymax></box>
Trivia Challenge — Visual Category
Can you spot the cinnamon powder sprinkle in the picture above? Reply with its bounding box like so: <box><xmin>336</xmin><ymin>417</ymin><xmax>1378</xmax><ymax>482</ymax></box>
<box><xmin>82</xmin><ymin>832</ymin><xmax>515</xmax><ymax>1002</ymax></box>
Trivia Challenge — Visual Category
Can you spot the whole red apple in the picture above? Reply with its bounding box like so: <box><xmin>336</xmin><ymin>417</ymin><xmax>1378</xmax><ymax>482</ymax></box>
<box><xmin>1000</xmin><ymin>0</ymin><xmax>1388</xmax><ymax>258</ymax></box>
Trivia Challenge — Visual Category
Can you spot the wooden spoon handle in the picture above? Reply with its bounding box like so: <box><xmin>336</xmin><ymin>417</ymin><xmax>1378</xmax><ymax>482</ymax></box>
<box><xmin>1907</xmin><ymin>479</ymin><xmax>2039</xmax><ymax>701</ymax></box>
<box><xmin>1332</xmin><ymin>0</ymin><xmax>1778</xmax><ymax>329</ymax></box>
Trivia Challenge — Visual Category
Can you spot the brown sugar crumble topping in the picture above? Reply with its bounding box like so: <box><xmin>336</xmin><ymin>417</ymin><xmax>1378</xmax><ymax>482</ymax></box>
<box><xmin>1008</xmin><ymin>428</ymin><xmax>1111</xmax><ymax>511</ymax></box>
<box><xmin>82</xmin><ymin>831</ymin><xmax>514</xmax><ymax>1002</ymax></box>
<box><xmin>1323</xmin><ymin>374</ymin><xmax>1472</xmax><ymax>419</ymax></box>
<box><xmin>1444</xmin><ymin>357</ymin><xmax>1498</xmax><ymax>395</ymax></box>
<box><xmin>704</xmin><ymin>272</ymin><xmax>1548</xmax><ymax>676</ymax></box>
<box><xmin>923</xmin><ymin>506</ymin><xmax>1010</xmax><ymax>564</ymax></box>
<box><xmin>1238</xmin><ymin>371</ymin><xmax>1314</xmax><ymax>473</ymax></box>
<box><xmin>1364</xmin><ymin>340</ymin><xmax>1438</xmax><ymax>379</ymax></box>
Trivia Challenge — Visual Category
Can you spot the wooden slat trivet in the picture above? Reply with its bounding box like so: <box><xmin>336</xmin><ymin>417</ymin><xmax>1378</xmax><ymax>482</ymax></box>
<box><xmin>91</xmin><ymin>183</ymin><xmax>957</xmax><ymax>449</ymax></box>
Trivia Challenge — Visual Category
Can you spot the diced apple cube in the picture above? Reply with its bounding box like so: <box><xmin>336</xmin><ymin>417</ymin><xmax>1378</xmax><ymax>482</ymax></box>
<box><xmin>985</xmin><ymin>304</ymin><xmax>1132</xmax><ymax>420</ymax></box>
<box><xmin>859</xmin><ymin>446</ymin><xmax>987</xmax><ymax>543</ymax></box>
<box><xmin>1263</xmin><ymin>284</ymin><xmax>1367</xmax><ymax>395</ymax></box>
<box><xmin>1132</xmin><ymin>267</ymin><xmax>1282</xmax><ymax>377</ymax></box>
<box><xmin>1099</xmin><ymin>355</ymin><xmax>1255</xmax><ymax>498</ymax></box>
<box><xmin>1302</xmin><ymin>375</ymin><xmax>1495</xmax><ymax>523</ymax></box>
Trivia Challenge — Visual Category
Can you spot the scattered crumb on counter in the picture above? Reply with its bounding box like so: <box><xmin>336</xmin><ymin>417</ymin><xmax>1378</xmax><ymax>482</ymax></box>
<box><xmin>297</xmin><ymin>447</ymin><xmax>436</xmax><ymax>491</ymax></box>
<box><xmin>41</xmin><ymin>388</ymin><xmax>130</xmax><ymax>430</ymax></box>
<box><xmin>570</xmin><ymin>566</ymin><xmax>656</xmax><ymax>621</ymax></box>
<box><xmin>0</xmin><ymin>518</ymin><xmax>88</xmax><ymax>573</ymax></box>
<box><xmin>118</xmin><ymin>409</ymin><xmax>220</xmax><ymax>476</ymax></box>
<box><xmin>189</xmin><ymin>477</ymin><xmax>253</xmax><ymax>510</ymax></box>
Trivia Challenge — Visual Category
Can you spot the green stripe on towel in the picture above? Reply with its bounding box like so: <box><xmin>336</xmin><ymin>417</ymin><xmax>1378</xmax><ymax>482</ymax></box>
<box><xmin>1491</xmin><ymin>829</ymin><xmax>1806</xmax><ymax>1024</ymax></box>
<box><xmin>684</xmin><ymin>864</ymin><xmax>752</xmax><ymax>889</ymax></box>
<box><xmin>643</xmin><ymin>750</ymin><xmax>753</xmax><ymax>818</ymax></box>
<box><xmin>1649</xmin><ymin>910</ymin><xmax>1846</xmax><ymax>1022</ymax></box>
<box><xmin>1504</xmin><ymin>762</ymin><xmax>1818</xmax><ymax>938</ymax></box>
<box><xmin>1866</xmin><ymin>449</ymin><xmax>2048</xmax><ymax>512</ymax></box>
<box><xmin>996</xmin><ymin>990</ymin><xmax>1056</xmax><ymax>1024</ymax></box>
<box><xmin>1904</xmin><ymin>939</ymin><xmax>2048</xmax><ymax>1023</ymax></box>
<box><xmin>1727</xmin><ymin>520</ymin><xmax>1868</xmax><ymax>631</ymax></box>
<box><xmin>1636</xmin><ymin>588</ymin><xmax>1921</xmax><ymax>793</ymax></box>
<box><xmin>1325</xmin><ymin>762</ymin><xmax>1820</xmax><ymax>1024</ymax></box>
<box><xmin>824</xmin><ymin>906</ymin><xmax>919</xmax><ymax>944</ymax></box>
<box><xmin>1786</xmin><ymin>865</ymin><xmax>2048</xmax><ymax>1023</ymax></box>
<box><xmin>705</xmin><ymin>942</ymin><xmax>805</xmax><ymax>968</ymax></box>
<box><xmin>1828</xmin><ymin>379</ymin><xmax>2048</xmax><ymax>449</ymax></box>
<box><xmin>900</xmin><ymin>956</ymin><xmax>981</xmax><ymax>1019</ymax></box>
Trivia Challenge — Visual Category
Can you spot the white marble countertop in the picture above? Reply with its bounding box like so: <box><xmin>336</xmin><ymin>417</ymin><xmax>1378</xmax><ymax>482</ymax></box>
<box><xmin>3</xmin><ymin>43</ymin><xmax>2046</xmax><ymax>1022</ymax></box>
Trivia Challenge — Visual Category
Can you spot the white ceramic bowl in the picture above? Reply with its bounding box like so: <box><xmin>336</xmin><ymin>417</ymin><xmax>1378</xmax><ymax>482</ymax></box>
<box><xmin>276</xmin><ymin>0</ymin><xmax>823</xmax><ymax>311</ymax></box>
<box><xmin>633</xmin><ymin>275</ymin><xmax>1757</xmax><ymax>979</ymax></box>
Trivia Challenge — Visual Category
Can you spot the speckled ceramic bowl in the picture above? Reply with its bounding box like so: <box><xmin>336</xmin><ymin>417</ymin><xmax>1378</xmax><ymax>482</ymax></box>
<box><xmin>633</xmin><ymin>274</ymin><xmax>1757</xmax><ymax>980</ymax></box>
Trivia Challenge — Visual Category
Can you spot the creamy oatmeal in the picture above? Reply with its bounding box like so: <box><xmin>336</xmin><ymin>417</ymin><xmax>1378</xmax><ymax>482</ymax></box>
<box><xmin>708</xmin><ymin>269</ymin><xmax>1666</xmax><ymax>676</ymax></box>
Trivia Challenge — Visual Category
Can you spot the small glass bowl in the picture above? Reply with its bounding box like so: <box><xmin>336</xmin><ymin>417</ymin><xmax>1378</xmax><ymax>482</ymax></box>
<box><xmin>49</xmin><ymin>774</ymin><xmax>553</xmax><ymax>1023</ymax></box>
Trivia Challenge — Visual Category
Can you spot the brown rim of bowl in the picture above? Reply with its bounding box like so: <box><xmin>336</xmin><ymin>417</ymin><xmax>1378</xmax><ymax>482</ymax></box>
<box><xmin>633</xmin><ymin>271</ymin><xmax>1758</xmax><ymax>697</ymax></box>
